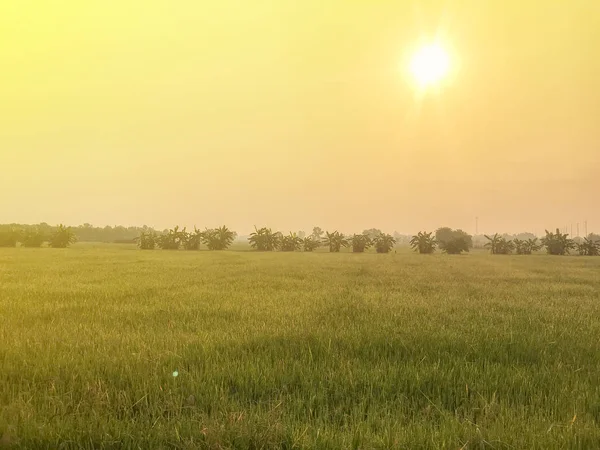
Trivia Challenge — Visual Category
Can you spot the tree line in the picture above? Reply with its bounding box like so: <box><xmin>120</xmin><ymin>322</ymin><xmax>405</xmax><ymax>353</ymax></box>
<box><xmin>1</xmin><ymin>223</ymin><xmax>598</xmax><ymax>256</ymax></box>
<box><xmin>0</xmin><ymin>223</ymin><xmax>158</xmax><ymax>243</ymax></box>
<box><xmin>409</xmin><ymin>228</ymin><xmax>600</xmax><ymax>256</ymax></box>
<box><xmin>483</xmin><ymin>229</ymin><xmax>600</xmax><ymax>256</ymax></box>
<box><xmin>0</xmin><ymin>225</ymin><xmax>76</xmax><ymax>248</ymax></box>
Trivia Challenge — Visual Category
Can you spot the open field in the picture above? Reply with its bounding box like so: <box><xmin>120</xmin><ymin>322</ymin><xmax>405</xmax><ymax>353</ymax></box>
<box><xmin>1</xmin><ymin>245</ymin><xmax>599</xmax><ymax>449</ymax></box>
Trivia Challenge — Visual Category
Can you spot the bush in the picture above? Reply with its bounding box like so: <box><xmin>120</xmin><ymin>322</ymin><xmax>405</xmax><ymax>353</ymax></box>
<box><xmin>436</xmin><ymin>228</ymin><xmax>472</xmax><ymax>254</ymax></box>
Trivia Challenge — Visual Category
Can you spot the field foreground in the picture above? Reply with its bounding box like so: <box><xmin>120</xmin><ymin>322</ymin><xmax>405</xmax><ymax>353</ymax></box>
<box><xmin>1</xmin><ymin>246</ymin><xmax>599</xmax><ymax>449</ymax></box>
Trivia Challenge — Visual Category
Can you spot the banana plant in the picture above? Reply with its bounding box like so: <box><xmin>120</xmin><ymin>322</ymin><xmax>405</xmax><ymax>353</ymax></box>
<box><xmin>280</xmin><ymin>232</ymin><xmax>303</xmax><ymax>252</ymax></box>
<box><xmin>322</xmin><ymin>231</ymin><xmax>349</xmax><ymax>252</ymax></box>
<box><xmin>373</xmin><ymin>233</ymin><xmax>396</xmax><ymax>253</ymax></box>
<box><xmin>350</xmin><ymin>234</ymin><xmax>372</xmax><ymax>253</ymax></box>
<box><xmin>410</xmin><ymin>231</ymin><xmax>437</xmax><ymax>254</ymax></box>
<box><xmin>248</xmin><ymin>226</ymin><xmax>281</xmax><ymax>251</ymax></box>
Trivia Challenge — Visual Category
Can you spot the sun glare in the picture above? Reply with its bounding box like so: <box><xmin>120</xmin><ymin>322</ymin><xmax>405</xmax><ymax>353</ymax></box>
<box><xmin>409</xmin><ymin>44</ymin><xmax>450</xmax><ymax>87</ymax></box>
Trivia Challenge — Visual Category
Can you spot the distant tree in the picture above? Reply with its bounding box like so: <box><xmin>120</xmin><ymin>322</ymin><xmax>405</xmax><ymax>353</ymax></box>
<box><xmin>440</xmin><ymin>237</ymin><xmax>470</xmax><ymax>254</ymax></box>
<box><xmin>393</xmin><ymin>232</ymin><xmax>411</xmax><ymax>245</ymax></box>
<box><xmin>302</xmin><ymin>236</ymin><xmax>321</xmax><ymax>252</ymax></box>
<box><xmin>248</xmin><ymin>226</ymin><xmax>281</xmax><ymax>251</ymax></box>
<box><xmin>373</xmin><ymin>233</ymin><xmax>396</xmax><ymax>253</ymax></box>
<box><xmin>541</xmin><ymin>228</ymin><xmax>576</xmax><ymax>255</ymax></box>
<box><xmin>435</xmin><ymin>227</ymin><xmax>454</xmax><ymax>246</ymax></box>
<box><xmin>410</xmin><ymin>231</ymin><xmax>437</xmax><ymax>254</ymax></box>
<box><xmin>21</xmin><ymin>228</ymin><xmax>46</xmax><ymax>248</ymax></box>
<box><xmin>322</xmin><ymin>231</ymin><xmax>349</xmax><ymax>252</ymax></box>
<box><xmin>436</xmin><ymin>227</ymin><xmax>472</xmax><ymax>254</ymax></box>
<box><xmin>362</xmin><ymin>228</ymin><xmax>383</xmax><ymax>240</ymax></box>
<box><xmin>0</xmin><ymin>228</ymin><xmax>20</xmax><ymax>247</ymax></box>
<box><xmin>137</xmin><ymin>231</ymin><xmax>157</xmax><ymax>250</ymax></box>
<box><xmin>280</xmin><ymin>233</ymin><xmax>303</xmax><ymax>252</ymax></box>
<box><xmin>48</xmin><ymin>224</ymin><xmax>77</xmax><ymax>248</ymax></box>
<box><xmin>515</xmin><ymin>232</ymin><xmax>537</xmax><ymax>241</ymax></box>
<box><xmin>201</xmin><ymin>226</ymin><xmax>236</xmax><ymax>250</ymax></box>
<box><xmin>577</xmin><ymin>237</ymin><xmax>600</xmax><ymax>256</ymax></box>
<box><xmin>456</xmin><ymin>229</ymin><xmax>473</xmax><ymax>249</ymax></box>
<box><xmin>588</xmin><ymin>233</ymin><xmax>600</xmax><ymax>243</ymax></box>
<box><xmin>513</xmin><ymin>238</ymin><xmax>541</xmax><ymax>255</ymax></box>
<box><xmin>350</xmin><ymin>234</ymin><xmax>372</xmax><ymax>253</ymax></box>
<box><xmin>484</xmin><ymin>233</ymin><xmax>514</xmax><ymax>254</ymax></box>
<box><xmin>311</xmin><ymin>227</ymin><xmax>324</xmax><ymax>240</ymax></box>
<box><xmin>156</xmin><ymin>226</ymin><xmax>185</xmax><ymax>250</ymax></box>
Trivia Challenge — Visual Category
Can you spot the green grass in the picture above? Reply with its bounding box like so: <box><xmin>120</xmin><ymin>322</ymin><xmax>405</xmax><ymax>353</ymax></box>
<box><xmin>1</xmin><ymin>245</ymin><xmax>599</xmax><ymax>449</ymax></box>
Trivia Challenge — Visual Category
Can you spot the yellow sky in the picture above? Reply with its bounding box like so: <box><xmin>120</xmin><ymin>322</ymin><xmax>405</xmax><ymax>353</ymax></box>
<box><xmin>1</xmin><ymin>1</ymin><xmax>599</xmax><ymax>235</ymax></box>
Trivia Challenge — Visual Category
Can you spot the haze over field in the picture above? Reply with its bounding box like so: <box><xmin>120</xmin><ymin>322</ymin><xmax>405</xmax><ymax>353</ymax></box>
<box><xmin>1</xmin><ymin>1</ymin><xmax>599</xmax><ymax>234</ymax></box>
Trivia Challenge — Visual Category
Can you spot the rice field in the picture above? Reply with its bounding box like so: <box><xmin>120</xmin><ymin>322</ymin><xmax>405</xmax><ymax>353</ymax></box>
<box><xmin>1</xmin><ymin>245</ymin><xmax>599</xmax><ymax>449</ymax></box>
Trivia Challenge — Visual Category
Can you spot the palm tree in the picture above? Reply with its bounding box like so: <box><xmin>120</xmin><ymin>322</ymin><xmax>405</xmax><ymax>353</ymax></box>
<box><xmin>350</xmin><ymin>234</ymin><xmax>372</xmax><ymax>253</ymax></box>
<box><xmin>373</xmin><ymin>233</ymin><xmax>396</xmax><ymax>253</ymax></box>
<box><xmin>248</xmin><ymin>226</ymin><xmax>281</xmax><ymax>251</ymax></box>
<box><xmin>410</xmin><ymin>231</ymin><xmax>437</xmax><ymax>254</ymax></box>
<box><xmin>322</xmin><ymin>231</ymin><xmax>349</xmax><ymax>252</ymax></box>
<box><xmin>280</xmin><ymin>233</ymin><xmax>303</xmax><ymax>252</ymax></box>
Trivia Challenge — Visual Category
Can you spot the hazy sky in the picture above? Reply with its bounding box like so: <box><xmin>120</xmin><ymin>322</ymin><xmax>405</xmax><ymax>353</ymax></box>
<box><xmin>2</xmin><ymin>1</ymin><xmax>599</xmax><ymax>235</ymax></box>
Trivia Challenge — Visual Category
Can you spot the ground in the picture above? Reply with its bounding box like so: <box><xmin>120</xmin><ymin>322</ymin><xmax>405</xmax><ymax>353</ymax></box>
<box><xmin>1</xmin><ymin>245</ymin><xmax>599</xmax><ymax>449</ymax></box>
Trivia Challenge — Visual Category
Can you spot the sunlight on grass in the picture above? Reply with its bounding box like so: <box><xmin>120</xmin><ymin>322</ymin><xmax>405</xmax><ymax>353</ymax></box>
<box><xmin>0</xmin><ymin>246</ymin><xmax>599</xmax><ymax>448</ymax></box>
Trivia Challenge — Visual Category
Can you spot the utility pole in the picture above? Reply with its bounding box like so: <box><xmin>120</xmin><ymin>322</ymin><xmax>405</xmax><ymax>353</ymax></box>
<box><xmin>475</xmin><ymin>216</ymin><xmax>478</xmax><ymax>235</ymax></box>
<box><xmin>577</xmin><ymin>223</ymin><xmax>580</xmax><ymax>238</ymax></box>
<box><xmin>585</xmin><ymin>220</ymin><xmax>588</xmax><ymax>238</ymax></box>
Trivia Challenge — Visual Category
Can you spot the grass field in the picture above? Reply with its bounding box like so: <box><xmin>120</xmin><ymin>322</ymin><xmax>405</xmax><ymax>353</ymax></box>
<box><xmin>1</xmin><ymin>245</ymin><xmax>599</xmax><ymax>449</ymax></box>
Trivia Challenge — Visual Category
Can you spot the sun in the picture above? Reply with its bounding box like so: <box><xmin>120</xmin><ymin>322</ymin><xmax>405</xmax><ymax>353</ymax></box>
<box><xmin>409</xmin><ymin>44</ymin><xmax>450</xmax><ymax>87</ymax></box>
